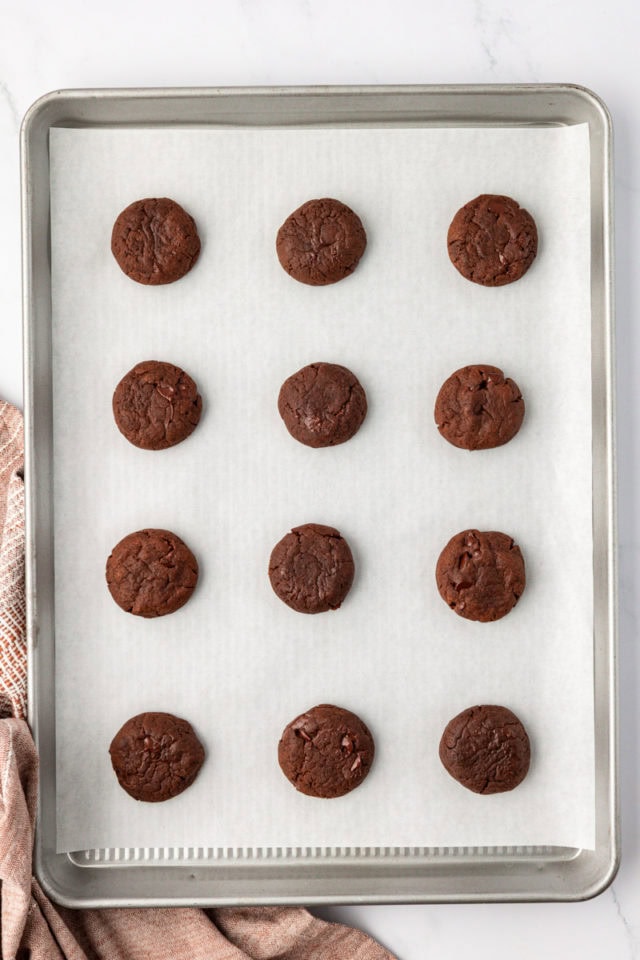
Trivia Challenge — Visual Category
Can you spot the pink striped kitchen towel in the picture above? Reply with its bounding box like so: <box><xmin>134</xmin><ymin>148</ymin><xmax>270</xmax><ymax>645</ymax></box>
<box><xmin>0</xmin><ymin>400</ymin><xmax>396</xmax><ymax>960</ymax></box>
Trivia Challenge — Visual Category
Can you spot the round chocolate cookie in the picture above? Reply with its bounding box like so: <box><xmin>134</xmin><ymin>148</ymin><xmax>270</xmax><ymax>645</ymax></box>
<box><xmin>439</xmin><ymin>704</ymin><xmax>531</xmax><ymax>794</ymax></box>
<box><xmin>111</xmin><ymin>197</ymin><xmax>201</xmax><ymax>285</ymax></box>
<box><xmin>447</xmin><ymin>194</ymin><xmax>538</xmax><ymax>286</ymax></box>
<box><xmin>276</xmin><ymin>198</ymin><xmax>367</xmax><ymax>285</ymax></box>
<box><xmin>436</xmin><ymin>529</ymin><xmax>525</xmax><ymax>622</ymax></box>
<box><xmin>278</xmin><ymin>362</ymin><xmax>367</xmax><ymax>447</ymax></box>
<box><xmin>109</xmin><ymin>711</ymin><xmax>205</xmax><ymax>802</ymax></box>
<box><xmin>268</xmin><ymin>523</ymin><xmax>354</xmax><ymax>614</ymax></box>
<box><xmin>278</xmin><ymin>703</ymin><xmax>375</xmax><ymax>798</ymax></box>
<box><xmin>113</xmin><ymin>360</ymin><xmax>202</xmax><ymax>450</ymax></box>
<box><xmin>106</xmin><ymin>528</ymin><xmax>198</xmax><ymax>618</ymax></box>
<box><xmin>434</xmin><ymin>364</ymin><xmax>524</xmax><ymax>450</ymax></box>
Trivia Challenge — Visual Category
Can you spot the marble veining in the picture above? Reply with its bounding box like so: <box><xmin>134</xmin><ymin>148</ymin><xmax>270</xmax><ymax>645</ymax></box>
<box><xmin>0</xmin><ymin>80</ymin><xmax>20</xmax><ymax>130</ymax></box>
<box><xmin>611</xmin><ymin>886</ymin><xmax>638</xmax><ymax>959</ymax></box>
<box><xmin>472</xmin><ymin>0</ymin><xmax>538</xmax><ymax>79</ymax></box>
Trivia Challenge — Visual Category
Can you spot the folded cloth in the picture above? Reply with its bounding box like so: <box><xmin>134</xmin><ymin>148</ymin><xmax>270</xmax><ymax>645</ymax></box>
<box><xmin>0</xmin><ymin>402</ymin><xmax>25</xmax><ymax>723</ymax></box>
<box><xmin>0</xmin><ymin>401</ymin><xmax>396</xmax><ymax>960</ymax></box>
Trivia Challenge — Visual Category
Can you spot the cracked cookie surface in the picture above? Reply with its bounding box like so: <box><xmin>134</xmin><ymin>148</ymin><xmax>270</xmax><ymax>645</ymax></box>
<box><xmin>436</xmin><ymin>529</ymin><xmax>525</xmax><ymax>622</ymax></box>
<box><xmin>278</xmin><ymin>703</ymin><xmax>374</xmax><ymax>798</ymax></box>
<box><xmin>278</xmin><ymin>362</ymin><xmax>367</xmax><ymax>447</ymax></box>
<box><xmin>447</xmin><ymin>194</ymin><xmax>538</xmax><ymax>286</ymax></box>
<box><xmin>268</xmin><ymin>523</ymin><xmax>354</xmax><ymax>614</ymax></box>
<box><xmin>434</xmin><ymin>364</ymin><xmax>524</xmax><ymax>450</ymax></box>
<box><xmin>276</xmin><ymin>198</ymin><xmax>367</xmax><ymax>285</ymax></box>
<box><xmin>106</xmin><ymin>528</ymin><xmax>198</xmax><ymax>618</ymax></box>
<box><xmin>439</xmin><ymin>704</ymin><xmax>530</xmax><ymax>794</ymax></box>
<box><xmin>111</xmin><ymin>197</ymin><xmax>201</xmax><ymax>285</ymax></box>
<box><xmin>113</xmin><ymin>360</ymin><xmax>202</xmax><ymax>450</ymax></box>
<box><xmin>109</xmin><ymin>711</ymin><xmax>205</xmax><ymax>802</ymax></box>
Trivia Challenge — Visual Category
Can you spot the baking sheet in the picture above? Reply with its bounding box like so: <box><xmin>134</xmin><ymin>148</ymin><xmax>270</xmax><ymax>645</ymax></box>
<box><xmin>50</xmin><ymin>124</ymin><xmax>593</xmax><ymax>854</ymax></box>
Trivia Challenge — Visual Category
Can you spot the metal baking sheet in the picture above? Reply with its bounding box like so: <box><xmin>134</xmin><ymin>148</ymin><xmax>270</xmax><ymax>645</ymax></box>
<box><xmin>22</xmin><ymin>84</ymin><xmax>617</xmax><ymax>905</ymax></box>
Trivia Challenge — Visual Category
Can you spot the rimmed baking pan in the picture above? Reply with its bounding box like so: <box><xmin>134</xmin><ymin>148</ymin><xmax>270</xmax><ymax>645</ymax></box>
<box><xmin>23</xmin><ymin>84</ymin><xmax>617</xmax><ymax>906</ymax></box>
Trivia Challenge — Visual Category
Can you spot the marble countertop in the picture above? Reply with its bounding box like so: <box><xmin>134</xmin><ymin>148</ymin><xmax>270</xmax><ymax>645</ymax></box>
<box><xmin>1</xmin><ymin>2</ymin><xmax>638</xmax><ymax>957</ymax></box>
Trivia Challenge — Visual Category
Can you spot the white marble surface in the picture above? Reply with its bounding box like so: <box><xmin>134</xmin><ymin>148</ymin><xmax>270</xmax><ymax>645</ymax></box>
<box><xmin>1</xmin><ymin>1</ymin><xmax>638</xmax><ymax>956</ymax></box>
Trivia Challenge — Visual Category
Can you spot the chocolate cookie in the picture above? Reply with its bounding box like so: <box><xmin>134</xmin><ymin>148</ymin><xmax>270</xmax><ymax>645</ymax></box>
<box><xmin>276</xmin><ymin>198</ymin><xmax>367</xmax><ymax>285</ymax></box>
<box><xmin>278</xmin><ymin>703</ymin><xmax>375</xmax><ymax>798</ymax></box>
<box><xmin>434</xmin><ymin>364</ymin><xmax>524</xmax><ymax>450</ymax></box>
<box><xmin>278</xmin><ymin>362</ymin><xmax>367</xmax><ymax>447</ymax></box>
<box><xmin>436</xmin><ymin>529</ymin><xmax>525</xmax><ymax>622</ymax></box>
<box><xmin>113</xmin><ymin>360</ymin><xmax>202</xmax><ymax>450</ymax></box>
<box><xmin>111</xmin><ymin>197</ymin><xmax>201</xmax><ymax>285</ymax></box>
<box><xmin>268</xmin><ymin>523</ymin><xmax>354</xmax><ymax>614</ymax></box>
<box><xmin>447</xmin><ymin>194</ymin><xmax>538</xmax><ymax>287</ymax></box>
<box><xmin>106</xmin><ymin>528</ymin><xmax>198</xmax><ymax>617</ymax></box>
<box><xmin>109</xmin><ymin>711</ymin><xmax>205</xmax><ymax>802</ymax></box>
<box><xmin>439</xmin><ymin>704</ymin><xmax>531</xmax><ymax>794</ymax></box>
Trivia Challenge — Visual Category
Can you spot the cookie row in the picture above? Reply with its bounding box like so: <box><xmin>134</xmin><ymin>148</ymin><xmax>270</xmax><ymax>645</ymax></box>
<box><xmin>105</xmin><ymin>524</ymin><xmax>525</xmax><ymax>623</ymax></box>
<box><xmin>113</xmin><ymin>360</ymin><xmax>525</xmax><ymax>453</ymax></box>
<box><xmin>109</xmin><ymin>702</ymin><xmax>531</xmax><ymax>804</ymax></box>
<box><xmin>111</xmin><ymin>193</ymin><xmax>538</xmax><ymax>289</ymax></box>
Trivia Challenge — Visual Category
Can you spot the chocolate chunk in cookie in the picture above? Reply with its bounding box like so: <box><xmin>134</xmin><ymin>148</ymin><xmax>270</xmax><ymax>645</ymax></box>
<box><xmin>268</xmin><ymin>523</ymin><xmax>354</xmax><ymax>614</ymax></box>
<box><xmin>109</xmin><ymin>711</ymin><xmax>205</xmax><ymax>802</ymax></box>
<box><xmin>278</xmin><ymin>703</ymin><xmax>374</xmax><ymax>798</ymax></box>
<box><xmin>111</xmin><ymin>197</ymin><xmax>201</xmax><ymax>285</ymax></box>
<box><xmin>447</xmin><ymin>194</ymin><xmax>538</xmax><ymax>286</ymax></box>
<box><xmin>106</xmin><ymin>528</ymin><xmax>198</xmax><ymax>618</ymax></box>
<box><xmin>278</xmin><ymin>362</ymin><xmax>367</xmax><ymax>447</ymax></box>
<box><xmin>439</xmin><ymin>704</ymin><xmax>531</xmax><ymax>794</ymax></box>
<box><xmin>436</xmin><ymin>529</ymin><xmax>525</xmax><ymax>622</ymax></box>
<box><xmin>276</xmin><ymin>198</ymin><xmax>367</xmax><ymax>285</ymax></box>
<box><xmin>113</xmin><ymin>360</ymin><xmax>202</xmax><ymax>450</ymax></box>
<box><xmin>434</xmin><ymin>364</ymin><xmax>524</xmax><ymax>450</ymax></box>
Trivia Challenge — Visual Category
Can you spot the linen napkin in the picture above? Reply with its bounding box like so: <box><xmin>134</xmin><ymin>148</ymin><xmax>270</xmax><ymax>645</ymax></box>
<box><xmin>0</xmin><ymin>400</ymin><xmax>396</xmax><ymax>960</ymax></box>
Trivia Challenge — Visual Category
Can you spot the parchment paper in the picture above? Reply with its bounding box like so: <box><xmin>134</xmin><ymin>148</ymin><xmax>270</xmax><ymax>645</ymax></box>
<box><xmin>50</xmin><ymin>123</ymin><xmax>594</xmax><ymax>853</ymax></box>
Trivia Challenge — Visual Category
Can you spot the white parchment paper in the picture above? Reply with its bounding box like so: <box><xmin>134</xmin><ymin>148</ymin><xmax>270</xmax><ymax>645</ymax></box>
<box><xmin>50</xmin><ymin>124</ymin><xmax>593</xmax><ymax>853</ymax></box>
